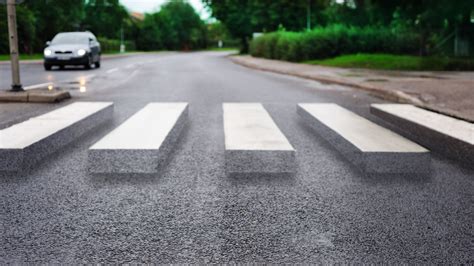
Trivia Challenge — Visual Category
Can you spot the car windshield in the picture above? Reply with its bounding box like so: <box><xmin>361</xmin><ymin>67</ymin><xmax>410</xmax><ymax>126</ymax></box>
<box><xmin>52</xmin><ymin>33</ymin><xmax>89</xmax><ymax>45</ymax></box>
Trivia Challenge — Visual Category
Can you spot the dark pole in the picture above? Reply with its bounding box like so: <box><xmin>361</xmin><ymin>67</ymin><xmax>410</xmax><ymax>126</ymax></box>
<box><xmin>307</xmin><ymin>0</ymin><xmax>311</xmax><ymax>31</ymax></box>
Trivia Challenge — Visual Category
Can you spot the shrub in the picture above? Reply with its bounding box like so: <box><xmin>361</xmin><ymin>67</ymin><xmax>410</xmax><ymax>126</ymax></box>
<box><xmin>250</xmin><ymin>24</ymin><xmax>420</xmax><ymax>61</ymax></box>
<box><xmin>97</xmin><ymin>37</ymin><xmax>136</xmax><ymax>53</ymax></box>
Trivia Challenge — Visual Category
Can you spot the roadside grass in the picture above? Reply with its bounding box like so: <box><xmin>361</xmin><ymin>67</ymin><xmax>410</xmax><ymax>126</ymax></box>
<box><xmin>305</xmin><ymin>54</ymin><xmax>474</xmax><ymax>71</ymax></box>
<box><xmin>0</xmin><ymin>54</ymin><xmax>43</xmax><ymax>61</ymax></box>
<box><xmin>205</xmin><ymin>47</ymin><xmax>239</xmax><ymax>51</ymax></box>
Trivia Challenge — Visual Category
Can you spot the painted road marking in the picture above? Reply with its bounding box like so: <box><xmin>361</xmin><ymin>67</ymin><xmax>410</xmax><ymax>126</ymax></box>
<box><xmin>371</xmin><ymin>103</ymin><xmax>473</xmax><ymax>164</ymax></box>
<box><xmin>106</xmin><ymin>68</ymin><xmax>119</xmax><ymax>74</ymax></box>
<box><xmin>24</xmin><ymin>82</ymin><xmax>53</xmax><ymax>90</ymax></box>
<box><xmin>0</xmin><ymin>102</ymin><xmax>113</xmax><ymax>171</ymax></box>
<box><xmin>88</xmin><ymin>103</ymin><xmax>188</xmax><ymax>174</ymax></box>
<box><xmin>298</xmin><ymin>103</ymin><xmax>430</xmax><ymax>173</ymax></box>
<box><xmin>223</xmin><ymin>103</ymin><xmax>295</xmax><ymax>174</ymax></box>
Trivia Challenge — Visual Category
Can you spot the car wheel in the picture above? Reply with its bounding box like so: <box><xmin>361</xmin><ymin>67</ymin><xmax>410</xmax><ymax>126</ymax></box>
<box><xmin>95</xmin><ymin>60</ymin><xmax>101</xmax><ymax>68</ymax></box>
<box><xmin>84</xmin><ymin>56</ymin><xmax>92</xmax><ymax>70</ymax></box>
<box><xmin>44</xmin><ymin>63</ymin><xmax>52</xmax><ymax>71</ymax></box>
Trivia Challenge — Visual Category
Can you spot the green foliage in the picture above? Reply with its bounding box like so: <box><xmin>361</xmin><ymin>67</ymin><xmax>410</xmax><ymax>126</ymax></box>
<box><xmin>305</xmin><ymin>53</ymin><xmax>474</xmax><ymax>71</ymax></box>
<box><xmin>136</xmin><ymin>0</ymin><xmax>207</xmax><ymax>51</ymax></box>
<box><xmin>25</xmin><ymin>0</ymin><xmax>85</xmax><ymax>51</ymax></box>
<box><xmin>206</xmin><ymin>22</ymin><xmax>239</xmax><ymax>48</ymax></box>
<box><xmin>0</xmin><ymin>6</ymin><xmax>9</xmax><ymax>54</ymax></box>
<box><xmin>206</xmin><ymin>0</ymin><xmax>474</xmax><ymax>55</ymax></box>
<box><xmin>98</xmin><ymin>37</ymin><xmax>136</xmax><ymax>53</ymax></box>
<box><xmin>0</xmin><ymin>0</ymin><xmax>210</xmax><ymax>54</ymax></box>
<box><xmin>0</xmin><ymin>53</ymin><xmax>43</xmax><ymax>61</ymax></box>
<box><xmin>250</xmin><ymin>25</ymin><xmax>420</xmax><ymax>61</ymax></box>
<box><xmin>0</xmin><ymin>5</ymin><xmax>36</xmax><ymax>54</ymax></box>
<box><xmin>136</xmin><ymin>13</ymin><xmax>164</xmax><ymax>51</ymax></box>
<box><xmin>83</xmin><ymin>0</ymin><xmax>130</xmax><ymax>40</ymax></box>
<box><xmin>203</xmin><ymin>0</ymin><xmax>329</xmax><ymax>52</ymax></box>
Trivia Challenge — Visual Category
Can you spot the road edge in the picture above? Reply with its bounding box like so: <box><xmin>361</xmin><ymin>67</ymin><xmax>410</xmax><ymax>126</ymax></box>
<box><xmin>0</xmin><ymin>52</ymin><xmax>148</xmax><ymax>65</ymax></box>
<box><xmin>230</xmin><ymin>55</ymin><xmax>473</xmax><ymax>123</ymax></box>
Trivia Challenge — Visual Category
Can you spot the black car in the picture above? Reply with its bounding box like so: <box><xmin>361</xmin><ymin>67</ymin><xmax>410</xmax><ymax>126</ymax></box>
<box><xmin>43</xmin><ymin>32</ymin><xmax>101</xmax><ymax>70</ymax></box>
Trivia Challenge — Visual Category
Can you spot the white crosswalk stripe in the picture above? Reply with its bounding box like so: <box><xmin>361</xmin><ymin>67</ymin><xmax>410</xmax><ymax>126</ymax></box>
<box><xmin>4</xmin><ymin>101</ymin><xmax>463</xmax><ymax>174</ymax></box>
<box><xmin>0</xmin><ymin>102</ymin><xmax>113</xmax><ymax>171</ymax></box>
<box><xmin>88</xmin><ymin>102</ymin><xmax>188</xmax><ymax>174</ymax></box>
<box><xmin>223</xmin><ymin>103</ymin><xmax>295</xmax><ymax>174</ymax></box>
<box><xmin>298</xmin><ymin>103</ymin><xmax>430</xmax><ymax>174</ymax></box>
<box><xmin>371</xmin><ymin>103</ymin><xmax>474</xmax><ymax>164</ymax></box>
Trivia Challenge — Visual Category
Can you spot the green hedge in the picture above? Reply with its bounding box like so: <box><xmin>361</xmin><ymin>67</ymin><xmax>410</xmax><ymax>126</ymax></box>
<box><xmin>98</xmin><ymin>37</ymin><xmax>136</xmax><ymax>53</ymax></box>
<box><xmin>250</xmin><ymin>25</ymin><xmax>420</xmax><ymax>62</ymax></box>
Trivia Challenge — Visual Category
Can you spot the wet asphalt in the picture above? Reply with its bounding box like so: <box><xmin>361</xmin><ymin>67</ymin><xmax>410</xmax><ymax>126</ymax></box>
<box><xmin>0</xmin><ymin>52</ymin><xmax>472</xmax><ymax>264</ymax></box>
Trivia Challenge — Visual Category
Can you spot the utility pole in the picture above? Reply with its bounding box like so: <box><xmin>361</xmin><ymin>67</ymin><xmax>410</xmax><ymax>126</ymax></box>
<box><xmin>120</xmin><ymin>26</ymin><xmax>125</xmax><ymax>53</ymax></box>
<box><xmin>306</xmin><ymin>0</ymin><xmax>311</xmax><ymax>31</ymax></box>
<box><xmin>6</xmin><ymin>0</ymin><xmax>23</xmax><ymax>91</ymax></box>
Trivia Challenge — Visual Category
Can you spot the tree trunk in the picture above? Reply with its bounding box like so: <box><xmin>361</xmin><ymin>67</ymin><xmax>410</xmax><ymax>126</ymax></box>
<box><xmin>240</xmin><ymin>36</ymin><xmax>249</xmax><ymax>54</ymax></box>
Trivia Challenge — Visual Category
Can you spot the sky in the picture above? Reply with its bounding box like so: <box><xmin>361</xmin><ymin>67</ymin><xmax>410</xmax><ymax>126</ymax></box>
<box><xmin>120</xmin><ymin>0</ymin><xmax>210</xmax><ymax>19</ymax></box>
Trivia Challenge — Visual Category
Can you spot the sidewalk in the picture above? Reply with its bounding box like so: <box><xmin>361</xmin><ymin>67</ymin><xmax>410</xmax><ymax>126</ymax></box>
<box><xmin>232</xmin><ymin>55</ymin><xmax>474</xmax><ymax>122</ymax></box>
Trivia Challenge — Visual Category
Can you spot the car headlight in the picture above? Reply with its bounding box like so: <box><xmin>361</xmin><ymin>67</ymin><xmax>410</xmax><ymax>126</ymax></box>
<box><xmin>44</xmin><ymin>49</ymin><xmax>52</xmax><ymax>56</ymax></box>
<box><xmin>77</xmin><ymin>49</ymin><xmax>87</xmax><ymax>56</ymax></box>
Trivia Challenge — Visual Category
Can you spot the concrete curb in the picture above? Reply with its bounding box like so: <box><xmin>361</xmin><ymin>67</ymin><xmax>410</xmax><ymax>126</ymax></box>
<box><xmin>230</xmin><ymin>56</ymin><xmax>473</xmax><ymax>123</ymax></box>
<box><xmin>230</xmin><ymin>56</ymin><xmax>423</xmax><ymax>104</ymax></box>
<box><xmin>0</xmin><ymin>89</ymin><xmax>71</xmax><ymax>103</ymax></box>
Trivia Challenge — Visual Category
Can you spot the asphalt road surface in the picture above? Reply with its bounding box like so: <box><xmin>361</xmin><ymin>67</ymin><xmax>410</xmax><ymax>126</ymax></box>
<box><xmin>0</xmin><ymin>52</ymin><xmax>472</xmax><ymax>264</ymax></box>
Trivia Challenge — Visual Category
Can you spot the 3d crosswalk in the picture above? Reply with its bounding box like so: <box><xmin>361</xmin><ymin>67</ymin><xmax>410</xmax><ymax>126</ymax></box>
<box><xmin>2</xmin><ymin>101</ymin><xmax>471</xmax><ymax>174</ymax></box>
<box><xmin>223</xmin><ymin>103</ymin><xmax>295</xmax><ymax>174</ymax></box>
<box><xmin>88</xmin><ymin>103</ymin><xmax>188</xmax><ymax>174</ymax></box>
<box><xmin>298</xmin><ymin>103</ymin><xmax>430</xmax><ymax>173</ymax></box>
<box><xmin>0</xmin><ymin>102</ymin><xmax>113</xmax><ymax>171</ymax></box>
<box><xmin>371</xmin><ymin>104</ymin><xmax>473</xmax><ymax>164</ymax></box>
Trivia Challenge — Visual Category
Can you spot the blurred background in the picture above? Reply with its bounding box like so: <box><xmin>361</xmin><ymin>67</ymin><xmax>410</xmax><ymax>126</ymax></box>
<box><xmin>1</xmin><ymin>0</ymin><xmax>473</xmax><ymax>70</ymax></box>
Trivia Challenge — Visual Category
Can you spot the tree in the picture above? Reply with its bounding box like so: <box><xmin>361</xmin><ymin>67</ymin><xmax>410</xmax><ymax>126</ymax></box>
<box><xmin>25</xmin><ymin>0</ymin><xmax>85</xmax><ymax>49</ymax></box>
<box><xmin>83</xmin><ymin>0</ymin><xmax>129</xmax><ymax>39</ymax></box>
<box><xmin>206</xmin><ymin>0</ymin><xmax>474</xmax><ymax>55</ymax></box>
<box><xmin>136</xmin><ymin>13</ymin><xmax>164</xmax><ymax>51</ymax></box>
<box><xmin>158</xmin><ymin>0</ymin><xmax>206</xmax><ymax>50</ymax></box>
<box><xmin>203</xmin><ymin>0</ymin><xmax>330</xmax><ymax>52</ymax></box>
<box><xmin>206</xmin><ymin>22</ymin><xmax>237</xmax><ymax>47</ymax></box>
<box><xmin>1</xmin><ymin>6</ymin><xmax>35</xmax><ymax>54</ymax></box>
<box><xmin>136</xmin><ymin>0</ymin><xmax>206</xmax><ymax>51</ymax></box>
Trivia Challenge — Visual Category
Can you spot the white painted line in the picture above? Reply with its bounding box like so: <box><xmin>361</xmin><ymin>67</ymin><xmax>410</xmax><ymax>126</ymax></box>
<box><xmin>91</xmin><ymin>103</ymin><xmax>187</xmax><ymax>150</ymax></box>
<box><xmin>371</xmin><ymin>104</ymin><xmax>474</xmax><ymax>164</ymax></box>
<box><xmin>298</xmin><ymin>103</ymin><xmax>429</xmax><ymax>173</ymax></box>
<box><xmin>106</xmin><ymin>68</ymin><xmax>119</xmax><ymax>74</ymax></box>
<box><xmin>1</xmin><ymin>102</ymin><xmax>112</xmax><ymax>149</ymax></box>
<box><xmin>23</xmin><ymin>73</ymin><xmax>96</xmax><ymax>91</ymax></box>
<box><xmin>371</xmin><ymin>104</ymin><xmax>474</xmax><ymax>145</ymax></box>
<box><xmin>0</xmin><ymin>102</ymin><xmax>113</xmax><ymax>171</ymax></box>
<box><xmin>224</xmin><ymin>103</ymin><xmax>294</xmax><ymax>151</ymax></box>
<box><xmin>224</xmin><ymin>103</ymin><xmax>295</xmax><ymax>173</ymax></box>
<box><xmin>24</xmin><ymin>82</ymin><xmax>53</xmax><ymax>90</ymax></box>
<box><xmin>300</xmin><ymin>104</ymin><xmax>428</xmax><ymax>152</ymax></box>
<box><xmin>89</xmin><ymin>103</ymin><xmax>188</xmax><ymax>173</ymax></box>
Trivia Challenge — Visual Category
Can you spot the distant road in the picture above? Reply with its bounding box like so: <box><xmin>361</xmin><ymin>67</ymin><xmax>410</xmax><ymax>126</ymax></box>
<box><xmin>0</xmin><ymin>52</ymin><xmax>166</xmax><ymax>89</ymax></box>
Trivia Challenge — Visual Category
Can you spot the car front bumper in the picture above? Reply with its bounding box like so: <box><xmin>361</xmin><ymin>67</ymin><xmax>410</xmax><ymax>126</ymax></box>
<box><xmin>44</xmin><ymin>55</ymin><xmax>89</xmax><ymax>66</ymax></box>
